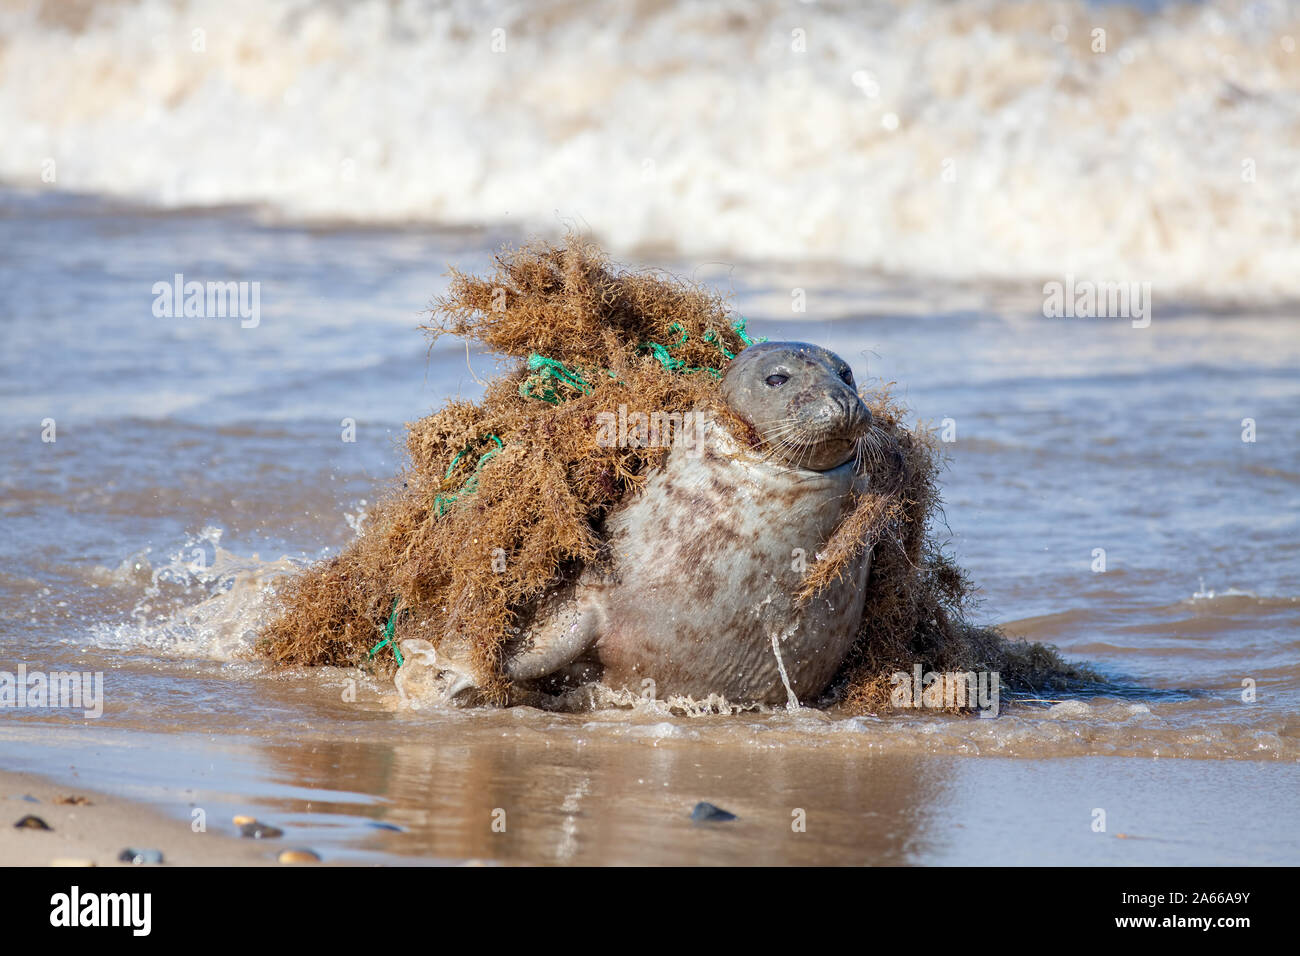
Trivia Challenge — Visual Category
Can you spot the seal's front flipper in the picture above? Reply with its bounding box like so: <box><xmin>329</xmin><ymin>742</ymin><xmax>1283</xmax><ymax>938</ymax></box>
<box><xmin>433</xmin><ymin>585</ymin><xmax>605</xmax><ymax>704</ymax></box>
<box><xmin>395</xmin><ymin>638</ymin><xmax>482</xmax><ymax>707</ymax></box>
<box><xmin>503</xmin><ymin>589</ymin><xmax>605</xmax><ymax>684</ymax></box>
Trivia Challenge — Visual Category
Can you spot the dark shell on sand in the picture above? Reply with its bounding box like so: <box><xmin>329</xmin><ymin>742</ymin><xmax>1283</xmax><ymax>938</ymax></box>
<box><xmin>119</xmin><ymin>848</ymin><xmax>164</xmax><ymax>865</ymax></box>
<box><xmin>690</xmin><ymin>802</ymin><xmax>737</xmax><ymax>823</ymax></box>
<box><xmin>239</xmin><ymin>821</ymin><xmax>284</xmax><ymax>839</ymax></box>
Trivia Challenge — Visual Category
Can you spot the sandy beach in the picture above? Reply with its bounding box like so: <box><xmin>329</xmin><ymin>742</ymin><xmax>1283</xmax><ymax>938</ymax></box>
<box><xmin>1</xmin><ymin>769</ymin><xmax>286</xmax><ymax>867</ymax></box>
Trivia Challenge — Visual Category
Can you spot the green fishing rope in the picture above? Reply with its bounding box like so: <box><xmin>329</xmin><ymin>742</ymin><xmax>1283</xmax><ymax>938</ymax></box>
<box><xmin>639</xmin><ymin>317</ymin><xmax>763</xmax><ymax>376</ymax></box>
<box><xmin>368</xmin><ymin>597</ymin><xmax>406</xmax><ymax>666</ymax></box>
<box><xmin>434</xmin><ymin>433</ymin><xmax>504</xmax><ymax>516</ymax></box>
<box><xmin>518</xmin><ymin>353</ymin><xmax>593</xmax><ymax>405</ymax></box>
<box><xmin>519</xmin><ymin>317</ymin><xmax>762</xmax><ymax>396</ymax></box>
<box><xmin>704</xmin><ymin>316</ymin><xmax>763</xmax><ymax>360</ymax></box>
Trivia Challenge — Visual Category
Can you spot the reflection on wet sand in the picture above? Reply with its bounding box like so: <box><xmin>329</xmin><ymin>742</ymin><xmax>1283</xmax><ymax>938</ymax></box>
<box><xmin>5</xmin><ymin>692</ymin><xmax>1300</xmax><ymax>865</ymax></box>
<box><xmin>264</xmin><ymin>731</ymin><xmax>943</xmax><ymax>865</ymax></box>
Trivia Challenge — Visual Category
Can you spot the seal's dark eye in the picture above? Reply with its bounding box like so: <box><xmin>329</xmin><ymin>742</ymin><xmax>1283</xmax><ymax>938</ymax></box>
<box><xmin>839</xmin><ymin>368</ymin><xmax>853</xmax><ymax>384</ymax></box>
<box><xmin>765</xmin><ymin>374</ymin><xmax>788</xmax><ymax>387</ymax></box>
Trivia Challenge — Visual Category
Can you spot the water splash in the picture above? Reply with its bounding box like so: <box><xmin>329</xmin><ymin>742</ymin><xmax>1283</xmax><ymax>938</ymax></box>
<box><xmin>90</xmin><ymin>526</ymin><xmax>299</xmax><ymax>660</ymax></box>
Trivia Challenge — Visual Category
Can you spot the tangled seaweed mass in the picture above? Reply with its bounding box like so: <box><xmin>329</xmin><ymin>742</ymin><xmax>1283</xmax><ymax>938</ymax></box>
<box><xmin>258</xmin><ymin>237</ymin><xmax>1087</xmax><ymax>711</ymax></box>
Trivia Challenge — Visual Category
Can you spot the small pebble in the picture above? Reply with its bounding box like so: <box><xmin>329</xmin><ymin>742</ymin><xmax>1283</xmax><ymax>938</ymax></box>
<box><xmin>277</xmin><ymin>849</ymin><xmax>321</xmax><ymax>864</ymax></box>
<box><xmin>118</xmin><ymin>848</ymin><xmax>164</xmax><ymax>865</ymax></box>
<box><xmin>239</xmin><ymin>821</ymin><xmax>284</xmax><ymax>839</ymax></box>
<box><xmin>55</xmin><ymin>795</ymin><xmax>92</xmax><ymax>806</ymax></box>
<box><xmin>50</xmin><ymin>858</ymin><xmax>96</xmax><ymax>867</ymax></box>
<box><xmin>232</xmin><ymin>814</ymin><xmax>256</xmax><ymax>826</ymax></box>
<box><xmin>690</xmin><ymin>802</ymin><xmax>737</xmax><ymax>823</ymax></box>
<box><xmin>14</xmin><ymin>815</ymin><xmax>52</xmax><ymax>830</ymax></box>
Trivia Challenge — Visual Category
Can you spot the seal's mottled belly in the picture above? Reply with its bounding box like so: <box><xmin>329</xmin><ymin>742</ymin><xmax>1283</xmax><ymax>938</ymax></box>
<box><xmin>584</xmin><ymin>422</ymin><xmax>870</xmax><ymax>704</ymax></box>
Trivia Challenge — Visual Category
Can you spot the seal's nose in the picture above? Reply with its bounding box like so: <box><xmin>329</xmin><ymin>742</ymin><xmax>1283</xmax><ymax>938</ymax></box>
<box><xmin>810</xmin><ymin>394</ymin><xmax>860</xmax><ymax>436</ymax></box>
<box><xmin>813</xmin><ymin>397</ymin><xmax>844</xmax><ymax>428</ymax></box>
<box><xmin>825</xmin><ymin>389</ymin><xmax>871</xmax><ymax>431</ymax></box>
<box><xmin>832</xmin><ymin>391</ymin><xmax>872</xmax><ymax>440</ymax></box>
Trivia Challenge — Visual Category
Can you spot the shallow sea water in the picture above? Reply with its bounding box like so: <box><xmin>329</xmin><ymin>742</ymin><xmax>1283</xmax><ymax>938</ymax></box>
<box><xmin>2</xmin><ymin>192</ymin><xmax>1297</xmax><ymax>864</ymax></box>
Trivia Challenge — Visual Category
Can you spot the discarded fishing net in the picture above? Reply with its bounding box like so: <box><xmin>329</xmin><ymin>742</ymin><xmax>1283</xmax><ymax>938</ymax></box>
<box><xmin>257</xmin><ymin>236</ymin><xmax>1089</xmax><ymax>712</ymax></box>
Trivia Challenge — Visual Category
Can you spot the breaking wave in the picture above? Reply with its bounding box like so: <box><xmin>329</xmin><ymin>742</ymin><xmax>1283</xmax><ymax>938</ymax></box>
<box><xmin>3</xmin><ymin>0</ymin><xmax>1299</xmax><ymax>298</ymax></box>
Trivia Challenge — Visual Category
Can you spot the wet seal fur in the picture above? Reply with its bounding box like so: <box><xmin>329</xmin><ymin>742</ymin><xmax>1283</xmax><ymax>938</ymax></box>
<box><xmin>431</xmin><ymin>342</ymin><xmax>876</xmax><ymax>707</ymax></box>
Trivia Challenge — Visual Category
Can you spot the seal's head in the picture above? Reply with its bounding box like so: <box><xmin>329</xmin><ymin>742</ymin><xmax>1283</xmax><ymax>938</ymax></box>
<box><xmin>721</xmin><ymin>341</ymin><xmax>872</xmax><ymax>471</ymax></box>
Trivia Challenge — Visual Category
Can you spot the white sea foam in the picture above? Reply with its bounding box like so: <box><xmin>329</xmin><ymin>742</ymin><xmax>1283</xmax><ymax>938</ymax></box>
<box><xmin>4</xmin><ymin>0</ymin><xmax>1299</xmax><ymax>299</ymax></box>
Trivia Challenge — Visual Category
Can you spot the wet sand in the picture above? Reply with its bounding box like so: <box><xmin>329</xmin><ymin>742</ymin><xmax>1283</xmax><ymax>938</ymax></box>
<box><xmin>4</xmin><ymin>711</ymin><xmax>1298</xmax><ymax>866</ymax></box>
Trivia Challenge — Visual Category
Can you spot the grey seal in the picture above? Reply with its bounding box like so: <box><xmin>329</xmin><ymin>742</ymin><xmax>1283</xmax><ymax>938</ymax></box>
<box><xmin>430</xmin><ymin>341</ymin><xmax>875</xmax><ymax>707</ymax></box>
